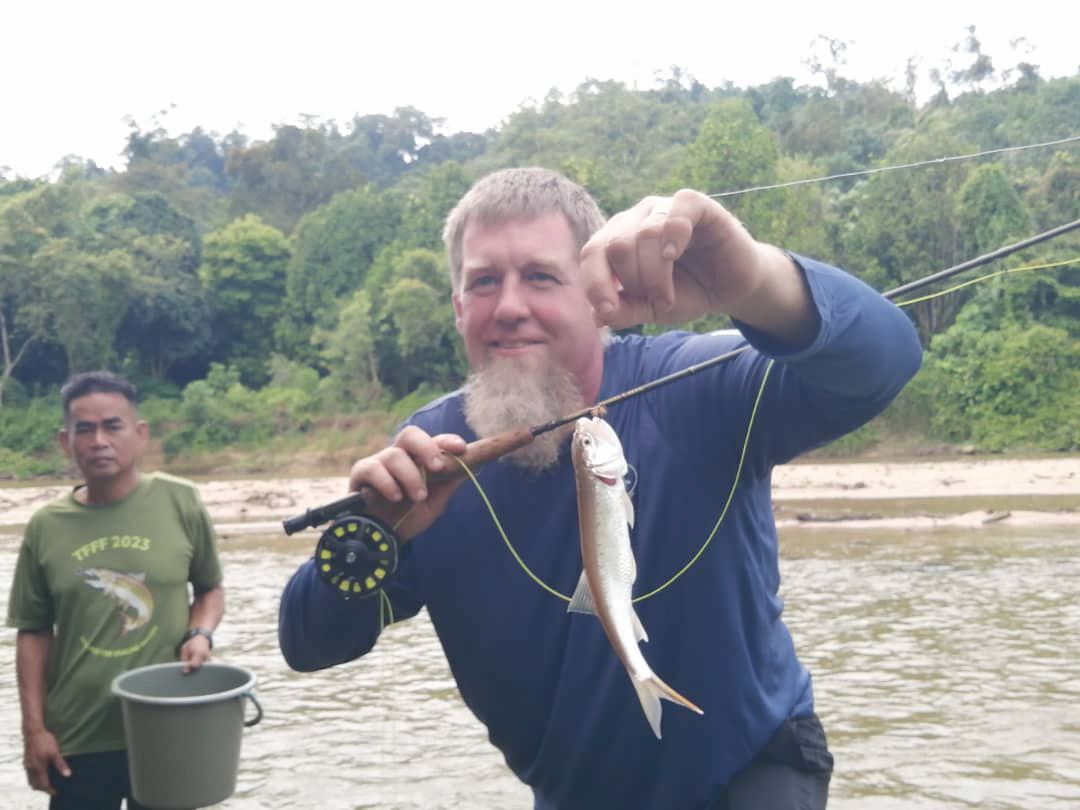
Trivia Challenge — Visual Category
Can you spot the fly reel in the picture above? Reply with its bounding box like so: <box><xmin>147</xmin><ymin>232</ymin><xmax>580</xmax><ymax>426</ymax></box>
<box><xmin>315</xmin><ymin>514</ymin><xmax>398</xmax><ymax>598</ymax></box>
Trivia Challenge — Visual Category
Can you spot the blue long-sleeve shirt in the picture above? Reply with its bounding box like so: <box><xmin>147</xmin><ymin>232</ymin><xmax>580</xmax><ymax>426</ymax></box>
<box><xmin>279</xmin><ymin>256</ymin><xmax>923</xmax><ymax>810</ymax></box>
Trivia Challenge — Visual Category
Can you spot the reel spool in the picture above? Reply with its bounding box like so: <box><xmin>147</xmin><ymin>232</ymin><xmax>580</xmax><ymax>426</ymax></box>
<box><xmin>315</xmin><ymin>514</ymin><xmax>398</xmax><ymax>598</ymax></box>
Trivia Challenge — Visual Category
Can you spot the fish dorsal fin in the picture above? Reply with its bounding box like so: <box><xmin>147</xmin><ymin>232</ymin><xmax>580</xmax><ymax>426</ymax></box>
<box><xmin>566</xmin><ymin>571</ymin><xmax>597</xmax><ymax>616</ymax></box>
<box><xmin>621</xmin><ymin>486</ymin><xmax>635</xmax><ymax>529</ymax></box>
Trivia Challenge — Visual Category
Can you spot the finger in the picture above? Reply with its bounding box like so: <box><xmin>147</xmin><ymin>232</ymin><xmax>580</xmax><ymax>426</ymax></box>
<box><xmin>349</xmin><ymin>454</ymin><xmax>410</xmax><ymax>503</ymax></box>
<box><xmin>431</xmin><ymin>433</ymin><xmax>468</xmax><ymax>469</ymax></box>
<box><xmin>636</xmin><ymin>204</ymin><xmax>677</xmax><ymax>314</ymax></box>
<box><xmin>27</xmin><ymin>759</ymin><xmax>59</xmax><ymax>794</ymax></box>
<box><xmin>349</xmin><ymin>427</ymin><xmax>435</xmax><ymax>501</ymax></box>
<box><xmin>579</xmin><ymin>237</ymin><xmax>621</xmax><ymax>324</ymax></box>
<box><xmin>182</xmin><ymin>646</ymin><xmax>211</xmax><ymax>674</ymax></box>
<box><xmin>26</xmin><ymin>763</ymin><xmax>47</xmax><ymax>792</ymax></box>
<box><xmin>180</xmin><ymin>642</ymin><xmax>208</xmax><ymax>673</ymax></box>
<box><xmin>54</xmin><ymin>754</ymin><xmax>70</xmax><ymax>779</ymax></box>
<box><xmin>395</xmin><ymin>426</ymin><xmax>456</xmax><ymax>474</ymax></box>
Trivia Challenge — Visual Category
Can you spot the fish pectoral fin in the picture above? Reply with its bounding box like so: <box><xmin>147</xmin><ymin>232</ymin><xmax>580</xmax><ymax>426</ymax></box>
<box><xmin>632</xmin><ymin>607</ymin><xmax>649</xmax><ymax>643</ymax></box>
<box><xmin>621</xmin><ymin>487</ymin><xmax>635</xmax><ymax>528</ymax></box>
<box><xmin>566</xmin><ymin>572</ymin><xmax>598</xmax><ymax>616</ymax></box>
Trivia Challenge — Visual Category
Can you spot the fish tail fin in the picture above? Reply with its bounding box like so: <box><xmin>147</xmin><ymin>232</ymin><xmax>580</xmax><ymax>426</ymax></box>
<box><xmin>632</xmin><ymin>674</ymin><xmax>704</xmax><ymax>739</ymax></box>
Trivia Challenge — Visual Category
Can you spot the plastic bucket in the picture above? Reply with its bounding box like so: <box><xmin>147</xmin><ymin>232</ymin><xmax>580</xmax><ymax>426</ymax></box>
<box><xmin>111</xmin><ymin>662</ymin><xmax>262</xmax><ymax>809</ymax></box>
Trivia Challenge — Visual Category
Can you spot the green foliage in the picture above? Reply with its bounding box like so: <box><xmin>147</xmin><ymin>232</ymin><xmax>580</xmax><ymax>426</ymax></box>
<box><xmin>0</xmin><ymin>399</ymin><xmax>59</xmax><ymax>454</ymax></box>
<box><xmin>201</xmin><ymin>214</ymin><xmax>291</xmax><ymax>385</ymax></box>
<box><xmin>162</xmin><ymin>362</ymin><xmax>318</xmax><ymax>457</ymax></box>
<box><xmin>955</xmin><ymin>164</ymin><xmax>1030</xmax><ymax>257</ymax></box>
<box><xmin>671</xmin><ymin>98</ymin><xmax>779</xmax><ymax>216</ymax></box>
<box><xmin>267</xmin><ymin>355</ymin><xmax>320</xmax><ymax>392</ymax></box>
<box><xmin>924</xmin><ymin>322</ymin><xmax>1080</xmax><ymax>451</ymax></box>
<box><xmin>4</xmin><ymin>68</ymin><xmax>1079</xmax><ymax>457</ymax></box>
<box><xmin>0</xmin><ymin>393</ymin><xmax>65</xmax><ymax>477</ymax></box>
<box><xmin>314</xmin><ymin>289</ymin><xmax>383</xmax><ymax>409</ymax></box>
<box><xmin>365</xmin><ymin>247</ymin><xmax>462</xmax><ymax>397</ymax></box>
<box><xmin>0</xmin><ymin>446</ymin><xmax>61</xmax><ymax>478</ymax></box>
<box><xmin>36</xmin><ymin>239</ymin><xmax>135</xmax><ymax>371</ymax></box>
<box><xmin>841</xmin><ymin>130</ymin><xmax>977</xmax><ymax>336</ymax></box>
<box><xmin>390</xmin><ymin>162</ymin><xmax>475</xmax><ymax>251</ymax></box>
<box><xmin>225</xmin><ymin>123</ymin><xmax>365</xmax><ymax>233</ymax></box>
<box><xmin>477</xmin><ymin>74</ymin><xmax>721</xmax><ymax>204</ymax></box>
<box><xmin>276</xmin><ymin>185</ymin><xmax>403</xmax><ymax>363</ymax></box>
<box><xmin>135</xmin><ymin>393</ymin><xmax>181</xmax><ymax>429</ymax></box>
<box><xmin>1027</xmin><ymin>150</ymin><xmax>1079</xmax><ymax>229</ymax></box>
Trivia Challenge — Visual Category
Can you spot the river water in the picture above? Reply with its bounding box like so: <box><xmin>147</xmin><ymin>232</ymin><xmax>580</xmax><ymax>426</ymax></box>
<box><xmin>1</xmin><ymin>499</ymin><xmax>1078</xmax><ymax>809</ymax></box>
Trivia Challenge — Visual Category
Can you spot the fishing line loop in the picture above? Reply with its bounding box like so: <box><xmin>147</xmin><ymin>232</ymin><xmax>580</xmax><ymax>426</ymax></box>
<box><xmin>449</xmin><ymin>360</ymin><xmax>774</xmax><ymax>603</ymax></box>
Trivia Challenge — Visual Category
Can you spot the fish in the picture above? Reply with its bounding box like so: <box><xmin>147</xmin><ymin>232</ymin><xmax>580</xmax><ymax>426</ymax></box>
<box><xmin>568</xmin><ymin>416</ymin><xmax>703</xmax><ymax>738</ymax></box>
<box><xmin>78</xmin><ymin>568</ymin><xmax>153</xmax><ymax>635</ymax></box>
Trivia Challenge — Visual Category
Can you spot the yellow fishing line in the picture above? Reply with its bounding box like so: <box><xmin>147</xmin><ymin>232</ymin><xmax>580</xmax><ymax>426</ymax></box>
<box><xmin>894</xmin><ymin>257</ymin><xmax>1077</xmax><ymax>307</ymax></box>
<box><xmin>373</xmin><ymin>495</ymin><xmax>417</xmax><ymax>630</ymax></box>
<box><xmin>633</xmin><ymin>360</ymin><xmax>774</xmax><ymax>603</ymax></box>
<box><xmin>379</xmin><ymin>589</ymin><xmax>394</xmax><ymax>629</ymax></box>
<box><xmin>451</xmin><ymin>455</ymin><xmax>574</xmax><ymax>602</ymax></box>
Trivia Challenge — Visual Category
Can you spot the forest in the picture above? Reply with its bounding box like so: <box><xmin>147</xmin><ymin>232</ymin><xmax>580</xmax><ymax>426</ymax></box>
<box><xmin>1</xmin><ymin>35</ymin><xmax>1078</xmax><ymax>478</ymax></box>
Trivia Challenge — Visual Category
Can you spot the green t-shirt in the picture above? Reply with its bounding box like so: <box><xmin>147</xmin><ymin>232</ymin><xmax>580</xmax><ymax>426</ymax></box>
<box><xmin>6</xmin><ymin>472</ymin><xmax>223</xmax><ymax>756</ymax></box>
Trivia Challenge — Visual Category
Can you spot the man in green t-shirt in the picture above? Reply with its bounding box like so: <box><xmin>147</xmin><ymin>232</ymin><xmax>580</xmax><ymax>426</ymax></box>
<box><xmin>7</xmin><ymin>371</ymin><xmax>226</xmax><ymax>810</ymax></box>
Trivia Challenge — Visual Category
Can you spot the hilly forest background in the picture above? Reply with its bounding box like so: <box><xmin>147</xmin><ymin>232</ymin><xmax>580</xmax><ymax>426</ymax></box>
<box><xmin>2</xmin><ymin>34</ymin><xmax>1078</xmax><ymax>479</ymax></box>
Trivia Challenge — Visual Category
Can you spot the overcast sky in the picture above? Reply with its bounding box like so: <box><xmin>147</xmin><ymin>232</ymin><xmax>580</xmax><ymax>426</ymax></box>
<box><xmin>3</xmin><ymin>0</ymin><xmax>1076</xmax><ymax>179</ymax></box>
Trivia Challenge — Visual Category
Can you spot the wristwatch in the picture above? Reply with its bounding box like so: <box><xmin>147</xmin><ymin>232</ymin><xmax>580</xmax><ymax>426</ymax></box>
<box><xmin>178</xmin><ymin>626</ymin><xmax>213</xmax><ymax>654</ymax></box>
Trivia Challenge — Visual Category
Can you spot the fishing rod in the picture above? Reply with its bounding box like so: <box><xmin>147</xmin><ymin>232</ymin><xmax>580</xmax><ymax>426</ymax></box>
<box><xmin>283</xmin><ymin>218</ymin><xmax>1079</xmax><ymax>596</ymax></box>
<box><xmin>533</xmin><ymin>216</ymin><xmax>1080</xmax><ymax>434</ymax></box>
<box><xmin>884</xmin><ymin>217</ymin><xmax>1080</xmax><ymax>299</ymax></box>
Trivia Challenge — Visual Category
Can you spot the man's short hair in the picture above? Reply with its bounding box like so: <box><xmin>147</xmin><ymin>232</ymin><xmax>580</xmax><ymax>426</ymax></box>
<box><xmin>61</xmin><ymin>371</ymin><xmax>137</xmax><ymax>419</ymax></box>
<box><xmin>442</xmin><ymin>167</ymin><xmax>607</xmax><ymax>291</ymax></box>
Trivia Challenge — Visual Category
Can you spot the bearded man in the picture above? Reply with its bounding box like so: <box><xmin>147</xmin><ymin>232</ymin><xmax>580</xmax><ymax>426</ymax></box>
<box><xmin>278</xmin><ymin>168</ymin><xmax>922</xmax><ymax>810</ymax></box>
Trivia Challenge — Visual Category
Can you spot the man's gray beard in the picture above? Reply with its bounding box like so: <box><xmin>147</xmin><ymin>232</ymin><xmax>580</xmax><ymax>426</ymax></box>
<box><xmin>463</xmin><ymin>355</ymin><xmax>586</xmax><ymax>473</ymax></box>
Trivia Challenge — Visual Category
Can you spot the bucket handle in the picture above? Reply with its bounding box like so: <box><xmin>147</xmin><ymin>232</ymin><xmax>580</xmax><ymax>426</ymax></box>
<box><xmin>243</xmin><ymin>691</ymin><xmax>263</xmax><ymax>727</ymax></box>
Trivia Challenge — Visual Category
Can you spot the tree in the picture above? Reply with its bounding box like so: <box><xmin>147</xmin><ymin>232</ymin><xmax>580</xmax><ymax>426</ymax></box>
<box><xmin>955</xmin><ymin>164</ymin><xmax>1031</xmax><ymax>258</ymax></box>
<box><xmin>85</xmin><ymin>193</ymin><xmax>212</xmax><ymax>380</ymax></box>
<box><xmin>275</xmin><ymin>185</ymin><xmax>403</xmax><ymax>363</ymax></box>
<box><xmin>924</xmin><ymin>321</ymin><xmax>1080</xmax><ymax>451</ymax></box>
<box><xmin>226</xmin><ymin>123</ymin><xmax>365</xmax><ymax>232</ymax></box>
<box><xmin>34</xmin><ymin>239</ymin><xmax>135</xmax><ymax>371</ymax></box>
<box><xmin>670</xmin><ymin>98</ymin><xmax>781</xmax><ymax>246</ymax></box>
<box><xmin>842</xmin><ymin>131</ymin><xmax>975</xmax><ymax>337</ymax></box>
<box><xmin>315</xmin><ymin>289</ymin><xmax>383</xmax><ymax>407</ymax></box>
<box><xmin>383</xmin><ymin>278</ymin><xmax>459</xmax><ymax>394</ymax></box>
<box><xmin>116</xmin><ymin>124</ymin><xmax>231</xmax><ymax>229</ymax></box>
<box><xmin>0</xmin><ymin>178</ymin><xmax>96</xmax><ymax>393</ymax></box>
<box><xmin>949</xmin><ymin>26</ymin><xmax>995</xmax><ymax>94</ymax></box>
<box><xmin>200</xmin><ymin>215</ymin><xmax>291</xmax><ymax>385</ymax></box>
<box><xmin>390</xmin><ymin>162</ymin><xmax>475</xmax><ymax>251</ymax></box>
<box><xmin>340</xmin><ymin>107</ymin><xmax>441</xmax><ymax>187</ymax></box>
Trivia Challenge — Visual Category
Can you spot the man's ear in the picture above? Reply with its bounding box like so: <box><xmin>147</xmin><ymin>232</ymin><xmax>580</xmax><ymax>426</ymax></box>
<box><xmin>56</xmin><ymin>427</ymin><xmax>72</xmax><ymax>458</ymax></box>
<box><xmin>452</xmin><ymin>293</ymin><xmax>464</xmax><ymax>335</ymax></box>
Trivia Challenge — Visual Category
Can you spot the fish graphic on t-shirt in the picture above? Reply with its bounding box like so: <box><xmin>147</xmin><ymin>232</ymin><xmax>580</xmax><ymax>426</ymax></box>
<box><xmin>78</xmin><ymin>568</ymin><xmax>153</xmax><ymax>635</ymax></box>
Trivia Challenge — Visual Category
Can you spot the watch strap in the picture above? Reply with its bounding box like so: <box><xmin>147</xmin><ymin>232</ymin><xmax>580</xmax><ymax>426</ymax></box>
<box><xmin>178</xmin><ymin>626</ymin><xmax>213</xmax><ymax>651</ymax></box>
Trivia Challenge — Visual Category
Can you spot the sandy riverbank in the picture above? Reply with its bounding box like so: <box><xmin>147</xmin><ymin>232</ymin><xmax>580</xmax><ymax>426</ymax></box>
<box><xmin>2</xmin><ymin>456</ymin><xmax>1078</xmax><ymax>535</ymax></box>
